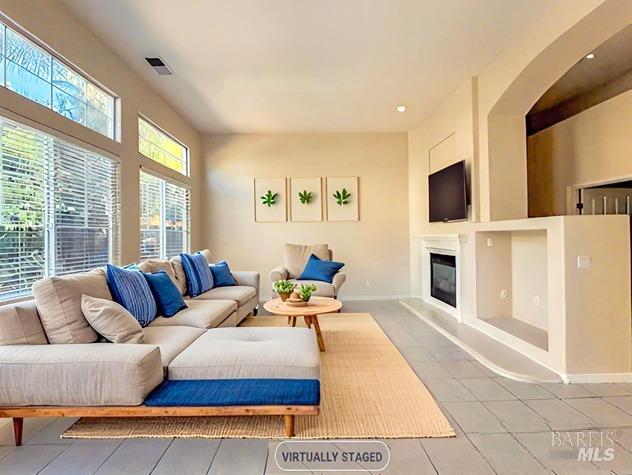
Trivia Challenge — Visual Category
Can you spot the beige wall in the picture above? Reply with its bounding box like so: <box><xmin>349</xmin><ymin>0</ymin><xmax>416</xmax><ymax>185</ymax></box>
<box><xmin>528</xmin><ymin>89</ymin><xmax>632</xmax><ymax>216</ymax></box>
<box><xmin>0</xmin><ymin>0</ymin><xmax>203</xmax><ymax>264</ymax></box>
<box><xmin>408</xmin><ymin>78</ymin><xmax>477</xmax><ymax>296</ymax></box>
<box><xmin>203</xmin><ymin>133</ymin><xmax>410</xmax><ymax>299</ymax></box>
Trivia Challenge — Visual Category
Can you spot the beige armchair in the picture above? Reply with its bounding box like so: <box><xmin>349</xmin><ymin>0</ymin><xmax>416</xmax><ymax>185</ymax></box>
<box><xmin>270</xmin><ymin>244</ymin><xmax>346</xmax><ymax>298</ymax></box>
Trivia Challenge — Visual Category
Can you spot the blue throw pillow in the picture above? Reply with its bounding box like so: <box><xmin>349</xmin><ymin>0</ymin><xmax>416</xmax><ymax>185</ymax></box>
<box><xmin>143</xmin><ymin>271</ymin><xmax>188</xmax><ymax>317</ymax></box>
<box><xmin>210</xmin><ymin>260</ymin><xmax>237</xmax><ymax>287</ymax></box>
<box><xmin>106</xmin><ymin>264</ymin><xmax>157</xmax><ymax>326</ymax></box>
<box><xmin>298</xmin><ymin>254</ymin><xmax>345</xmax><ymax>283</ymax></box>
<box><xmin>180</xmin><ymin>252</ymin><xmax>214</xmax><ymax>297</ymax></box>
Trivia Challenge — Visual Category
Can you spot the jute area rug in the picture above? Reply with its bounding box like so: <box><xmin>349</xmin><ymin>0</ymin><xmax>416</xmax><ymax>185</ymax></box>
<box><xmin>63</xmin><ymin>313</ymin><xmax>454</xmax><ymax>439</ymax></box>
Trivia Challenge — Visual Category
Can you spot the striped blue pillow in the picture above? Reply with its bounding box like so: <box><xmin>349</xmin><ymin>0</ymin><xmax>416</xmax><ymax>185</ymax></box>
<box><xmin>106</xmin><ymin>264</ymin><xmax>157</xmax><ymax>327</ymax></box>
<box><xmin>180</xmin><ymin>252</ymin><xmax>214</xmax><ymax>297</ymax></box>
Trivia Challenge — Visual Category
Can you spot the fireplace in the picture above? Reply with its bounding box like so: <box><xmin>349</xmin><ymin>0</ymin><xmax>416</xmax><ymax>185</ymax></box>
<box><xmin>430</xmin><ymin>253</ymin><xmax>457</xmax><ymax>308</ymax></box>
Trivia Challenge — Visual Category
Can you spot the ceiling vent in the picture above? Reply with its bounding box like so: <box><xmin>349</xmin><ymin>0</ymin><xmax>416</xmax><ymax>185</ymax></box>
<box><xmin>145</xmin><ymin>57</ymin><xmax>173</xmax><ymax>76</ymax></box>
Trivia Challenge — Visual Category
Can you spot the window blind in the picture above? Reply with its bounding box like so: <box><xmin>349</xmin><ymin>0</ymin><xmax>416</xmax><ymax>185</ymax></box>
<box><xmin>140</xmin><ymin>171</ymin><xmax>189</xmax><ymax>260</ymax></box>
<box><xmin>164</xmin><ymin>180</ymin><xmax>190</xmax><ymax>259</ymax></box>
<box><xmin>139</xmin><ymin>172</ymin><xmax>161</xmax><ymax>259</ymax></box>
<box><xmin>0</xmin><ymin>115</ymin><xmax>119</xmax><ymax>300</ymax></box>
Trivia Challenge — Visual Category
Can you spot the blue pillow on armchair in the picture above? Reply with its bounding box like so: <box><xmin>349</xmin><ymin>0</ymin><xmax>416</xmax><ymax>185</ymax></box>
<box><xmin>106</xmin><ymin>264</ymin><xmax>157</xmax><ymax>326</ymax></box>
<box><xmin>210</xmin><ymin>261</ymin><xmax>237</xmax><ymax>287</ymax></box>
<box><xmin>298</xmin><ymin>254</ymin><xmax>345</xmax><ymax>283</ymax></box>
<box><xmin>143</xmin><ymin>271</ymin><xmax>188</xmax><ymax>317</ymax></box>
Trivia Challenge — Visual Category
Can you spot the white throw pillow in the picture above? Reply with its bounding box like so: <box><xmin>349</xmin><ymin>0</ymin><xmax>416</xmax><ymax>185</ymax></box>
<box><xmin>81</xmin><ymin>295</ymin><xmax>144</xmax><ymax>344</ymax></box>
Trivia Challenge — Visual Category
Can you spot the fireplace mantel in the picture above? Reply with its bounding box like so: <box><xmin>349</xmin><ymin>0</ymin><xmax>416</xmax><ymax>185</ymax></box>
<box><xmin>418</xmin><ymin>234</ymin><xmax>466</xmax><ymax>321</ymax></box>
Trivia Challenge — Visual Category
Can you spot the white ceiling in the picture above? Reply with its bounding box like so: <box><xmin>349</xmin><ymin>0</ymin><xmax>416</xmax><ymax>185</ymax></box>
<box><xmin>63</xmin><ymin>0</ymin><xmax>556</xmax><ymax>133</ymax></box>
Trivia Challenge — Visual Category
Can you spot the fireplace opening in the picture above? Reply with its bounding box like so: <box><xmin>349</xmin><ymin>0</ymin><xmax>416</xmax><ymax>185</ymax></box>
<box><xmin>430</xmin><ymin>253</ymin><xmax>457</xmax><ymax>308</ymax></box>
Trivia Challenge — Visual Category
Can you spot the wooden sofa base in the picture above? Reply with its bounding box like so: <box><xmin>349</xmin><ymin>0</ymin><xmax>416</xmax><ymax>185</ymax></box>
<box><xmin>0</xmin><ymin>404</ymin><xmax>319</xmax><ymax>445</ymax></box>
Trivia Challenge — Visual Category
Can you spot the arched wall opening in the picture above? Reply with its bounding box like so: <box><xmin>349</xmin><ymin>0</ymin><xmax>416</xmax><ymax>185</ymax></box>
<box><xmin>480</xmin><ymin>0</ymin><xmax>632</xmax><ymax>222</ymax></box>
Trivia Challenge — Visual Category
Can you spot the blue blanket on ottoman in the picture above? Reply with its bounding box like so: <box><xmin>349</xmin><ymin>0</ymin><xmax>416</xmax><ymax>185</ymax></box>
<box><xmin>145</xmin><ymin>379</ymin><xmax>320</xmax><ymax>406</ymax></box>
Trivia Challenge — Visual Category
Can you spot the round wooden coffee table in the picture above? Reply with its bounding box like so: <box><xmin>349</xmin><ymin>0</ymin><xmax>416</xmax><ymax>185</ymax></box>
<box><xmin>263</xmin><ymin>296</ymin><xmax>342</xmax><ymax>351</ymax></box>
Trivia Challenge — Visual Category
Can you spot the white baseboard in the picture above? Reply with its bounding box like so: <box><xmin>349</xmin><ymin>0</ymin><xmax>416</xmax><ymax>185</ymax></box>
<box><xmin>341</xmin><ymin>294</ymin><xmax>410</xmax><ymax>301</ymax></box>
<box><xmin>562</xmin><ymin>373</ymin><xmax>632</xmax><ymax>384</ymax></box>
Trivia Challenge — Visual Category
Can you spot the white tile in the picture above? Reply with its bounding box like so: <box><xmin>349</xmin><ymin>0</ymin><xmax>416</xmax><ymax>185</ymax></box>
<box><xmin>0</xmin><ymin>445</ymin><xmax>68</xmax><ymax>475</ymax></box>
<box><xmin>564</xmin><ymin>398</ymin><xmax>632</xmax><ymax>427</ymax></box>
<box><xmin>604</xmin><ymin>395</ymin><xmax>632</xmax><ymax>415</ymax></box>
<box><xmin>423</xmin><ymin>379</ymin><xmax>477</xmax><ymax>402</ymax></box>
<box><xmin>484</xmin><ymin>401</ymin><xmax>550</xmax><ymax>432</ymax></box>
<box><xmin>525</xmin><ymin>399</ymin><xmax>597</xmax><ymax>430</ymax></box>
<box><xmin>39</xmin><ymin>440</ymin><xmax>122</xmax><ymax>475</ymax></box>
<box><xmin>468</xmin><ymin>433</ymin><xmax>549</xmax><ymax>474</ymax></box>
<box><xmin>440</xmin><ymin>361</ymin><xmax>489</xmax><ymax>378</ymax></box>
<box><xmin>580</xmin><ymin>384</ymin><xmax>632</xmax><ymax>397</ymax></box>
<box><xmin>514</xmin><ymin>432</ymin><xmax>602</xmax><ymax>474</ymax></box>
<box><xmin>443</xmin><ymin>402</ymin><xmax>506</xmax><ymax>434</ymax></box>
<box><xmin>495</xmin><ymin>378</ymin><xmax>556</xmax><ymax>400</ymax></box>
<box><xmin>459</xmin><ymin>378</ymin><xmax>517</xmax><ymax>401</ymax></box>
<box><xmin>410</xmin><ymin>361</ymin><xmax>452</xmax><ymax>380</ymax></box>
<box><xmin>421</xmin><ymin>433</ymin><xmax>494</xmax><ymax>475</ymax></box>
<box><xmin>541</xmin><ymin>383</ymin><xmax>593</xmax><ymax>399</ymax></box>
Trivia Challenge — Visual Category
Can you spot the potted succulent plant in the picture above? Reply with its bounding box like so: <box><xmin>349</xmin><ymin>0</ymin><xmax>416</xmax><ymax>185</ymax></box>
<box><xmin>273</xmin><ymin>280</ymin><xmax>296</xmax><ymax>301</ymax></box>
<box><xmin>298</xmin><ymin>283</ymin><xmax>317</xmax><ymax>303</ymax></box>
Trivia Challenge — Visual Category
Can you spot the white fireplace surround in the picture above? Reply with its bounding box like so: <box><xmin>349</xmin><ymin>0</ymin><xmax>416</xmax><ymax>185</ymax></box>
<box><xmin>419</xmin><ymin>234</ymin><xmax>467</xmax><ymax>322</ymax></box>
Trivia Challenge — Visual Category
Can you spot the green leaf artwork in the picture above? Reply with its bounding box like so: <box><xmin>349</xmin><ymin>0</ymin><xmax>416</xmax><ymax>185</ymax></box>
<box><xmin>333</xmin><ymin>188</ymin><xmax>351</xmax><ymax>206</ymax></box>
<box><xmin>260</xmin><ymin>190</ymin><xmax>278</xmax><ymax>207</ymax></box>
<box><xmin>298</xmin><ymin>190</ymin><xmax>313</xmax><ymax>204</ymax></box>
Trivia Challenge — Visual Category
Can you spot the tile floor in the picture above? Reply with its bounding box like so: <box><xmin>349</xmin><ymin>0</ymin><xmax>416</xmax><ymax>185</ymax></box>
<box><xmin>1</xmin><ymin>300</ymin><xmax>631</xmax><ymax>474</ymax></box>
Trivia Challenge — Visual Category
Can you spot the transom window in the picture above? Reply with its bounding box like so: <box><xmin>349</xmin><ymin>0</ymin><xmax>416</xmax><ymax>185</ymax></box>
<box><xmin>0</xmin><ymin>115</ymin><xmax>119</xmax><ymax>301</ymax></box>
<box><xmin>139</xmin><ymin>171</ymin><xmax>190</xmax><ymax>259</ymax></box>
<box><xmin>138</xmin><ymin>117</ymin><xmax>188</xmax><ymax>175</ymax></box>
<box><xmin>0</xmin><ymin>21</ymin><xmax>116</xmax><ymax>139</ymax></box>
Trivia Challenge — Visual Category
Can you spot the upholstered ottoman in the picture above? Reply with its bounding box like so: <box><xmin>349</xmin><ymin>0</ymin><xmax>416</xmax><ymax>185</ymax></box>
<box><xmin>167</xmin><ymin>327</ymin><xmax>320</xmax><ymax>380</ymax></box>
<box><xmin>143</xmin><ymin>327</ymin><xmax>322</xmax><ymax>436</ymax></box>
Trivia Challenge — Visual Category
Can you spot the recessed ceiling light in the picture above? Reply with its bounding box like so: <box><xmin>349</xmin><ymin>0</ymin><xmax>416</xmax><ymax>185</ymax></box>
<box><xmin>585</xmin><ymin>53</ymin><xmax>595</xmax><ymax>59</ymax></box>
<box><xmin>396</xmin><ymin>105</ymin><xmax>406</xmax><ymax>112</ymax></box>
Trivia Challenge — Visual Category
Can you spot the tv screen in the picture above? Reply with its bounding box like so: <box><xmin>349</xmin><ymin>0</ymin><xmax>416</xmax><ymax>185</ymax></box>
<box><xmin>428</xmin><ymin>160</ymin><xmax>468</xmax><ymax>223</ymax></box>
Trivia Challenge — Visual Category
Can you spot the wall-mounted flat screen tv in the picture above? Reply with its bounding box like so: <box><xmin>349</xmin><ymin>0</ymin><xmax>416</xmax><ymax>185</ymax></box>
<box><xmin>428</xmin><ymin>160</ymin><xmax>468</xmax><ymax>223</ymax></box>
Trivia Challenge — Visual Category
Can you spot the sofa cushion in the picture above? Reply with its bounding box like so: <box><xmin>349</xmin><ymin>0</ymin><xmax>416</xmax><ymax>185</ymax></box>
<box><xmin>81</xmin><ymin>295</ymin><xmax>144</xmax><ymax>344</ymax></box>
<box><xmin>142</xmin><ymin>326</ymin><xmax>205</xmax><ymax>368</ymax></box>
<box><xmin>32</xmin><ymin>268</ymin><xmax>110</xmax><ymax>344</ymax></box>
<box><xmin>180</xmin><ymin>252</ymin><xmax>214</xmax><ymax>297</ymax></box>
<box><xmin>200</xmin><ymin>249</ymin><xmax>213</xmax><ymax>264</ymax></box>
<box><xmin>0</xmin><ymin>343</ymin><xmax>163</xmax><ymax>406</ymax></box>
<box><xmin>168</xmin><ymin>327</ymin><xmax>320</xmax><ymax>380</ymax></box>
<box><xmin>138</xmin><ymin>259</ymin><xmax>186</xmax><ymax>295</ymax></box>
<box><xmin>0</xmin><ymin>300</ymin><xmax>47</xmax><ymax>346</ymax></box>
<box><xmin>170</xmin><ymin>258</ymin><xmax>188</xmax><ymax>295</ymax></box>
<box><xmin>289</xmin><ymin>279</ymin><xmax>335</xmax><ymax>298</ymax></box>
<box><xmin>143</xmin><ymin>271</ymin><xmax>187</xmax><ymax>317</ymax></box>
<box><xmin>145</xmin><ymin>379</ymin><xmax>320</xmax><ymax>407</ymax></box>
<box><xmin>284</xmin><ymin>243</ymin><xmax>330</xmax><ymax>279</ymax></box>
<box><xmin>106</xmin><ymin>264</ymin><xmax>157</xmax><ymax>326</ymax></box>
<box><xmin>195</xmin><ymin>286</ymin><xmax>256</xmax><ymax>306</ymax></box>
<box><xmin>149</xmin><ymin>299</ymin><xmax>236</xmax><ymax>329</ymax></box>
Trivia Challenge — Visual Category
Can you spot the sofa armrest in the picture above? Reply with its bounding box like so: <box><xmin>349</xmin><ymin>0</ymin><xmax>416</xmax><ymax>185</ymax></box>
<box><xmin>332</xmin><ymin>273</ymin><xmax>347</xmax><ymax>296</ymax></box>
<box><xmin>270</xmin><ymin>266</ymin><xmax>288</xmax><ymax>283</ymax></box>
<box><xmin>0</xmin><ymin>344</ymin><xmax>163</xmax><ymax>406</ymax></box>
<box><xmin>232</xmin><ymin>271</ymin><xmax>260</xmax><ymax>298</ymax></box>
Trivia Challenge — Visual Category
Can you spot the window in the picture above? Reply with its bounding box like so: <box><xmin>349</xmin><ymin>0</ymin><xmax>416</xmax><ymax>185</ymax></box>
<box><xmin>0</xmin><ymin>22</ymin><xmax>116</xmax><ymax>139</ymax></box>
<box><xmin>138</xmin><ymin>117</ymin><xmax>188</xmax><ymax>175</ymax></box>
<box><xmin>140</xmin><ymin>171</ymin><xmax>189</xmax><ymax>259</ymax></box>
<box><xmin>0</xmin><ymin>115</ymin><xmax>119</xmax><ymax>301</ymax></box>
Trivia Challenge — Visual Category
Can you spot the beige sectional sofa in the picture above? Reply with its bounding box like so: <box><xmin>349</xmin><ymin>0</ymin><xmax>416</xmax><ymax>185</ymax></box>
<box><xmin>0</xmin><ymin>250</ymin><xmax>321</xmax><ymax>442</ymax></box>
